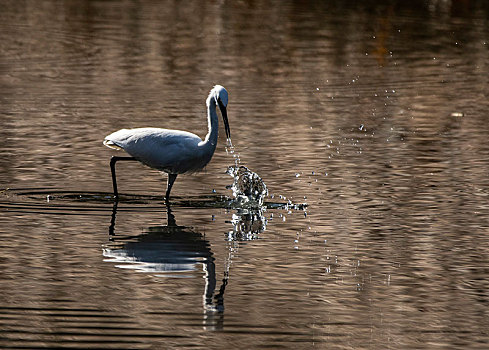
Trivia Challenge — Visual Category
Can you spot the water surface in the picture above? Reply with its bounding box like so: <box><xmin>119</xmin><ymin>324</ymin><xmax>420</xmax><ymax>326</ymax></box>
<box><xmin>1</xmin><ymin>1</ymin><xmax>489</xmax><ymax>349</ymax></box>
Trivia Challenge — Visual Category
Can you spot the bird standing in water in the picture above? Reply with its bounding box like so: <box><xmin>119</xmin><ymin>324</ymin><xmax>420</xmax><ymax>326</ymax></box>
<box><xmin>104</xmin><ymin>85</ymin><xmax>231</xmax><ymax>202</ymax></box>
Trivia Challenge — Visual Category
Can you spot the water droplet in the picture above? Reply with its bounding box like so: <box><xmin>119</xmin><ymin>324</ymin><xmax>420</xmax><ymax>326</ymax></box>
<box><xmin>295</xmin><ymin>173</ymin><xmax>301</xmax><ymax>178</ymax></box>
<box><xmin>450</xmin><ymin>112</ymin><xmax>464</xmax><ymax>117</ymax></box>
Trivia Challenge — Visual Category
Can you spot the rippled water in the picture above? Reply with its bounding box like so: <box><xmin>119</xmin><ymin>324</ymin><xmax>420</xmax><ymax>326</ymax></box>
<box><xmin>1</xmin><ymin>1</ymin><xmax>489</xmax><ymax>349</ymax></box>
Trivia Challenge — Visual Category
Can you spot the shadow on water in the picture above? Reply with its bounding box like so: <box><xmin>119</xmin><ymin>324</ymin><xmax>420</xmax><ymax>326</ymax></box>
<box><xmin>104</xmin><ymin>200</ymin><xmax>270</xmax><ymax>330</ymax></box>
<box><xmin>1</xmin><ymin>188</ymin><xmax>306</xmax><ymax>211</ymax></box>
<box><xmin>0</xmin><ymin>186</ymin><xmax>306</xmax><ymax>334</ymax></box>
<box><xmin>0</xmin><ymin>186</ymin><xmax>310</xmax><ymax>339</ymax></box>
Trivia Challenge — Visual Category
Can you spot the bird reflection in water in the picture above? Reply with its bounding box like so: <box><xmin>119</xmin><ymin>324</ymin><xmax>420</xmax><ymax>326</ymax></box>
<box><xmin>105</xmin><ymin>201</ymin><xmax>266</xmax><ymax>328</ymax></box>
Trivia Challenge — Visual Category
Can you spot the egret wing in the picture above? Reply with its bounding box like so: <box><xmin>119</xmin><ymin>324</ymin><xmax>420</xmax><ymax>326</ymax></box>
<box><xmin>104</xmin><ymin>128</ymin><xmax>203</xmax><ymax>173</ymax></box>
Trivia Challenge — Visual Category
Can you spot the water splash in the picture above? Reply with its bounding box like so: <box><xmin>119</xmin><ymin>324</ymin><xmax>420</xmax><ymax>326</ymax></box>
<box><xmin>225</xmin><ymin>139</ymin><xmax>268</xmax><ymax>207</ymax></box>
<box><xmin>226</xmin><ymin>139</ymin><xmax>241</xmax><ymax>168</ymax></box>
<box><xmin>224</xmin><ymin>141</ymin><xmax>306</xmax><ymax>211</ymax></box>
<box><xmin>227</xmin><ymin>165</ymin><xmax>268</xmax><ymax>207</ymax></box>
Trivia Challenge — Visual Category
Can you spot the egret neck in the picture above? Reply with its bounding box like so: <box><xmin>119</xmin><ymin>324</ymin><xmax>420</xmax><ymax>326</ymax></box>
<box><xmin>199</xmin><ymin>94</ymin><xmax>220</xmax><ymax>154</ymax></box>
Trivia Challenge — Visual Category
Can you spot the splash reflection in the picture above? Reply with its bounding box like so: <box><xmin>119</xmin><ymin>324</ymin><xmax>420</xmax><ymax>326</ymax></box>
<box><xmin>226</xmin><ymin>209</ymin><xmax>267</xmax><ymax>241</ymax></box>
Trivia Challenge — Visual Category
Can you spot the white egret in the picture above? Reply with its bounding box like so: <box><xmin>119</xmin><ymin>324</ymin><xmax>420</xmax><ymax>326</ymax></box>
<box><xmin>103</xmin><ymin>85</ymin><xmax>231</xmax><ymax>202</ymax></box>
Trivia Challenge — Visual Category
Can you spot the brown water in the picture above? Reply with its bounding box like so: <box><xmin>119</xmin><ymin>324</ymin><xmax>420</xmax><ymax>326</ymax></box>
<box><xmin>1</xmin><ymin>1</ymin><xmax>489</xmax><ymax>349</ymax></box>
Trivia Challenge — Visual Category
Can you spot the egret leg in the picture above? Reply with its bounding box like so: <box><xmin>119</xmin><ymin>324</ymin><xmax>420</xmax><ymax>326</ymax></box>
<box><xmin>165</xmin><ymin>173</ymin><xmax>178</xmax><ymax>203</ymax></box>
<box><xmin>110</xmin><ymin>156</ymin><xmax>136</xmax><ymax>198</ymax></box>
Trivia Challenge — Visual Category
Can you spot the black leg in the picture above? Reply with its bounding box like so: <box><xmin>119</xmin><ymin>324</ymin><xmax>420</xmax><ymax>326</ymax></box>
<box><xmin>214</xmin><ymin>272</ymin><xmax>228</xmax><ymax>312</ymax></box>
<box><xmin>110</xmin><ymin>156</ymin><xmax>136</xmax><ymax>198</ymax></box>
<box><xmin>109</xmin><ymin>200</ymin><xmax>119</xmax><ymax>238</ymax></box>
<box><xmin>165</xmin><ymin>173</ymin><xmax>178</xmax><ymax>203</ymax></box>
<box><xmin>166</xmin><ymin>202</ymin><xmax>177</xmax><ymax>227</ymax></box>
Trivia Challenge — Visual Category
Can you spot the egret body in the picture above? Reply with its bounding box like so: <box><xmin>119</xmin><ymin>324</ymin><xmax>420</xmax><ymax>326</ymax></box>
<box><xmin>104</xmin><ymin>85</ymin><xmax>231</xmax><ymax>201</ymax></box>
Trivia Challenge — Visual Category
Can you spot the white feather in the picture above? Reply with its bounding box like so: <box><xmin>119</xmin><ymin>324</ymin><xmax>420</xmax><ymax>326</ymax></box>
<box><xmin>103</xmin><ymin>85</ymin><xmax>230</xmax><ymax>176</ymax></box>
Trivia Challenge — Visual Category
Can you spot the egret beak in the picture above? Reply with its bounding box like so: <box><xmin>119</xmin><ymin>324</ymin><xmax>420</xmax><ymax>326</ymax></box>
<box><xmin>217</xmin><ymin>99</ymin><xmax>231</xmax><ymax>140</ymax></box>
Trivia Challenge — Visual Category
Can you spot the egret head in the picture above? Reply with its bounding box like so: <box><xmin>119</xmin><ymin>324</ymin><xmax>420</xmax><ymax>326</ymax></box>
<box><xmin>211</xmin><ymin>85</ymin><xmax>231</xmax><ymax>140</ymax></box>
<box><xmin>213</xmin><ymin>85</ymin><xmax>228</xmax><ymax>107</ymax></box>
